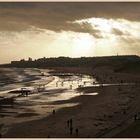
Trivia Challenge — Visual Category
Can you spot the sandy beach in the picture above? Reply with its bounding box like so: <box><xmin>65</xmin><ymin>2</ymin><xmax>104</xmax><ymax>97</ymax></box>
<box><xmin>0</xmin><ymin>67</ymin><xmax>139</xmax><ymax>138</ymax></box>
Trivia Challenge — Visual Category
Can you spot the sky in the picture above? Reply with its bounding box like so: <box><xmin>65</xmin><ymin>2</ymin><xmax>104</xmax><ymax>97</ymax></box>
<box><xmin>0</xmin><ymin>2</ymin><xmax>140</xmax><ymax>64</ymax></box>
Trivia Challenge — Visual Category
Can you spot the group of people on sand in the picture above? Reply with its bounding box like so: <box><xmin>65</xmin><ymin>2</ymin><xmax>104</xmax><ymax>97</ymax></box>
<box><xmin>56</xmin><ymin>81</ymin><xmax>73</xmax><ymax>88</ymax></box>
<box><xmin>20</xmin><ymin>88</ymin><xmax>31</xmax><ymax>96</ymax></box>
<box><xmin>67</xmin><ymin>119</ymin><xmax>79</xmax><ymax>136</ymax></box>
<box><xmin>51</xmin><ymin>109</ymin><xmax>79</xmax><ymax>137</ymax></box>
<box><xmin>56</xmin><ymin>79</ymin><xmax>92</xmax><ymax>90</ymax></box>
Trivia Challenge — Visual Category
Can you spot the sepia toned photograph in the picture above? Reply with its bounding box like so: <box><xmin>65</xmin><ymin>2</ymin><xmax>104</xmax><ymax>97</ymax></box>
<box><xmin>0</xmin><ymin>2</ymin><xmax>140</xmax><ymax>138</ymax></box>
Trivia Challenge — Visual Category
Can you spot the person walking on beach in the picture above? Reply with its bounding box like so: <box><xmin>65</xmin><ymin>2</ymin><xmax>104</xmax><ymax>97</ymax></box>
<box><xmin>56</xmin><ymin>82</ymin><xmax>58</xmax><ymax>87</ymax></box>
<box><xmin>75</xmin><ymin>128</ymin><xmax>79</xmax><ymax>136</ymax></box>
<box><xmin>134</xmin><ymin>114</ymin><xmax>138</xmax><ymax>121</ymax></box>
<box><xmin>67</xmin><ymin>120</ymin><xmax>70</xmax><ymax>128</ymax></box>
<box><xmin>26</xmin><ymin>91</ymin><xmax>28</xmax><ymax>96</ymax></box>
<box><xmin>70</xmin><ymin>126</ymin><xmax>73</xmax><ymax>135</ymax></box>
<box><xmin>61</xmin><ymin>82</ymin><xmax>64</xmax><ymax>87</ymax></box>
<box><xmin>52</xmin><ymin>109</ymin><xmax>55</xmax><ymax>115</ymax></box>
<box><xmin>70</xmin><ymin>119</ymin><xmax>73</xmax><ymax>127</ymax></box>
<box><xmin>69</xmin><ymin>119</ymin><xmax>73</xmax><ymax>135</ymax></box>
<box><xmin>70</xmin><ymin>85</ymin><xmax>72</xmax><ymax>89</ymax></box>
<box><xmin>84</xmin><ymin>81</ymin><xmax>86</xmax><ymax>85</ymax></box>
<box><xmin>21</xmin><ymin>89</ymin><xmax>24</xmax><ymax>96</ymax></box>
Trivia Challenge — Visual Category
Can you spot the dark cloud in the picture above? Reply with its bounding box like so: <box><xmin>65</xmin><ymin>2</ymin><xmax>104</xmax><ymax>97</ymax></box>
<box><xmin>111</xmin><ymin>28</ymin><xmax>124</xmax><ymax>36</ymax></box>
<box><xmin>67</xmin><ymin>21</ymin><xmax>103</xmax><ymax>38</ymax></box>
<box><xmin>0</xmin><ymin>2</ymin><xmax>140</xmax><ymax>35</ymax></box>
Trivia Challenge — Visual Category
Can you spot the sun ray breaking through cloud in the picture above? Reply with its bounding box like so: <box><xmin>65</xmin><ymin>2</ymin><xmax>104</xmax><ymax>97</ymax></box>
<box><xmin>0</xmin><ymin>2</ymin><xmax>140</xmax><ymax>64</ymax></box>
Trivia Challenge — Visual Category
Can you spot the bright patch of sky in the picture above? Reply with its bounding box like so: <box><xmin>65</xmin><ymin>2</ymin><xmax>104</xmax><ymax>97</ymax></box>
<box><xmin>0</xmin><ymin>17</ymin><xmax>140</xmax><ymax>64</ymax></box>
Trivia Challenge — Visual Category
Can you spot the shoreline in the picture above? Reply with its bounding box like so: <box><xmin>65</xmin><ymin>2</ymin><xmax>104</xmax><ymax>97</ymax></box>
<box><xmin>0</xmin><ymin>68</ymin><xmax>55</xmax><ymax>135</ymax></box>
<box><xmin>3</xmin><ymin>85</ymin><xmax>140</xmax><ymax>137</ymax></box>
<box><xmin>1</xmin><ymin>67</ymin><xmax>140</xmax><ymax>138</ymax></box>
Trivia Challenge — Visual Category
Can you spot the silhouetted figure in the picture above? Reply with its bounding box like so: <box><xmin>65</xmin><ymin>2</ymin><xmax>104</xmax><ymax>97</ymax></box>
<box><xmin>56</xmin><ymin>82</ymin><xmax>58</xmax><ymax>87</ymax></box>
<box><xmin>70</xmin><ymin>85</ymin><xmax>72</xmax><ymax>89</ymax></box>
<box><xmin>0</xmin><ymin>133</ymin><xmax>2</xmax><ymax>138</ymax></box>
<box><xmin>26</xmin><ymin>91</ymin><xmax>28</xmax><ymax>96</ymax></box>
<box><xmin>84</xmin><ymin>81</ymin><xmax>86</xmax><ymax>85</ymax></box>
<box><xmin>47</xmin><ymin>135</ymin><xmax>50</xmax><ymax>138</ymax></box>
<box><xmin>21</xmin><ymin>89</ymin><xmax>24</xmax><ymax>96</ymax></box>
<box><xmin>52</xmin><ymin>109</ymin><xmax>55</xmax><ymax>115</ymax></box>
<box><xmin>134</xmin><ymin>114</ymin><xmax>138</xmax><ymax>121</ymax></box>
<box><xmin>61</xmin><ymin>82</ymin><xmax>64</xmax><ymax>87</ymax></box>
<box><xmin>75</xmin><ymin>128</ymin><xmax>79</xmax><ymax>136</ymax></box>
<box><xmin>67</xmin><ymin>120</ymin><xmax>70</xmax><ymax>127</ymax></box>
<box><xmin>70</xmin><ymin>119</ymin><xmax>73</xmax><ymax>128</ymax></box>
<box><xmin>70</xmin><ymin>126</ymin><xmax>73</xmax><ymax>135</ymax></box>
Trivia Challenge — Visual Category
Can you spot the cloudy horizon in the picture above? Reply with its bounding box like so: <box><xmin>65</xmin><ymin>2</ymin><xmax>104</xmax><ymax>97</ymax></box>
<box><xmin>0</xmin><ymin>2</ymin><xmax>140</xmax><ymax>64</ymax></box>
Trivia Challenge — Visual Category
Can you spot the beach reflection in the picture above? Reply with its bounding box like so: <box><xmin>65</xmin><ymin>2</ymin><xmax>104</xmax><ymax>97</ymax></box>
<box><xmin>0</xmin><ymin>68</ymin><xmax>95</xmax><ymax>126</ymax></box>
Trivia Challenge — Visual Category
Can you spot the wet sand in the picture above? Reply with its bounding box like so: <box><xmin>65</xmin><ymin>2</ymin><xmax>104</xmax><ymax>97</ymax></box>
<box><xmin>1</xmin><ymin>67</ymin><xmax>140</xmax><ymax>138</ymax></box>
<box><xmin>0</xmin><ymin>68</ymin><xmax>54</xmax><ymax>135</ymax></box>
<box><xmin>3</xmin><ymin>84</ymin><xmax>140</xmax><ymax>138</ymax></box>
<box><xmin>0</xmin><ymin>68</ymin><xmax>95</xmax><ymax>137</ymax></box>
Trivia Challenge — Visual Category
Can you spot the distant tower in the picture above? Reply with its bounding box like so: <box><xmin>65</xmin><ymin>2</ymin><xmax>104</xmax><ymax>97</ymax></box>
<box><xmin>28</xmin><ymin>57</ymin><xmax>32</xmax><ymax>61</ymax></box>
